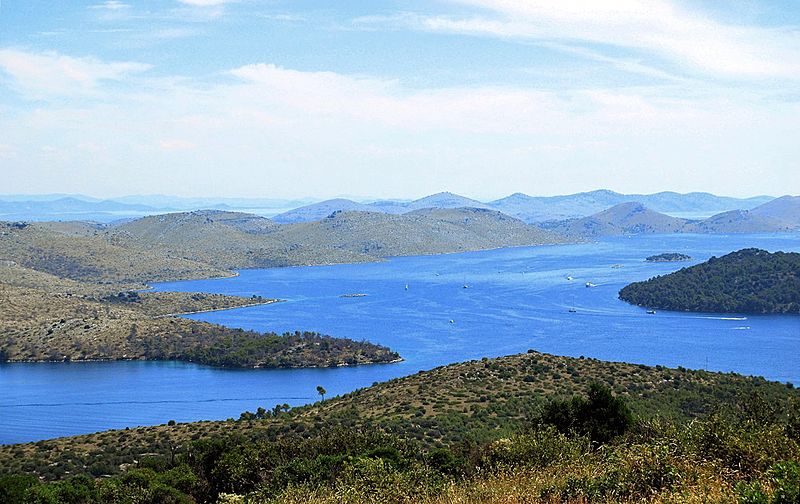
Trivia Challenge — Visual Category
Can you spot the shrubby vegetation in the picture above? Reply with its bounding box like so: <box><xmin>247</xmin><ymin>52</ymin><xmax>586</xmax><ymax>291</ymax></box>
<box><xmin>0</xmin><ymin>284</ymin><xmax>398</xmax><ymax>367</ymax></box>
<box><xmin>1</xmin><ymin>384</ymin><xmax>799</xmax><ymax>503</ymax></box>
<box><xmin>620</xmin><ymin>248</ymin><xmax>800</xmax><ymax>314</ymax></box>
<box><xmin>178</xmin><ymin>330</ymin><xmax>400</xmax><ymax>368</ymax></box>
<box><xmin>2</xmin><ymin>351</ymin><xmax>796</xmax><ymax>481</ymax></box>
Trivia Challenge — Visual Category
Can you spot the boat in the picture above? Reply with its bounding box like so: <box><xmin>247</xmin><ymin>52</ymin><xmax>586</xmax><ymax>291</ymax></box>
<box><xmin>449</xmin><ymin>319</ymin><xmax>455</xmax><ymax>324</ymax></box>
<box><xmin>646</xmin><ymin>309</ymin><xmax>656</xmax><ymax>314</ymax></box>
<box><xmin>339</xmin><ymin>293</ymin><xmax>367</xmax><ymax>298</ymax></box>
<box><xmin>585</xmin><ymin>282</ymin><xmax>596</xmax><ymax>288</ymax></box>
<box><xmin>405</xmin><ymin>284</ymin><xmax>408</xmax><ymax>291</ymax></box>
<box><xmin>566</xmin><ymin>275</ymin><xmax>573</xmax><ymax>281</ymax></box>
<box><xmin>568</xmin><ymin>308</ymin><xmax>577</xmax><ymax>313</ymax></box>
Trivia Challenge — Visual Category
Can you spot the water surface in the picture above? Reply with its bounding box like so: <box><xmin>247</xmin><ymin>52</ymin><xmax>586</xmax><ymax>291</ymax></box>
<box><xmin>2</xmin><ymin>233</ymin><xmax>798</xmax><ymax>444</ymax></box>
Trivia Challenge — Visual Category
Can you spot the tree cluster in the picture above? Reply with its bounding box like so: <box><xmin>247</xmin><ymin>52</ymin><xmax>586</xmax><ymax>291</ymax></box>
<box><xmin>620</xmin><ymin>248</ymin><xmax>800</xmax><ymax>314</ymax></box>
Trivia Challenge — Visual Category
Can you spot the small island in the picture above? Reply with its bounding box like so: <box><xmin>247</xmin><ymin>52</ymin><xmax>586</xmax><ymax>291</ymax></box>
<box><xmin>620</xmin><ymin>248</ymin><xmax>800</xmax><ymax>314</ymax></box>
<box><xmin>645</xmin><ymin>252</ymin><xmax>692</xmax><ymax>262</ymax></box>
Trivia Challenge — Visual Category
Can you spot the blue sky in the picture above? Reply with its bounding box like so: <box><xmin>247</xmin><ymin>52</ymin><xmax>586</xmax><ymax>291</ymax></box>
<box><xmin>1</xmin><ymin>1</ymin><xmax>798</xmax><ymax>199</ymax></box>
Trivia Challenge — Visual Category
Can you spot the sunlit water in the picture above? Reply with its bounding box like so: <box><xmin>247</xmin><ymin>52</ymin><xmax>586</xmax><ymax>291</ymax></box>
<box><xmin>2</xmin><ymin>233</ymin><xmax>798</xmax><ymax>444</ymax></box>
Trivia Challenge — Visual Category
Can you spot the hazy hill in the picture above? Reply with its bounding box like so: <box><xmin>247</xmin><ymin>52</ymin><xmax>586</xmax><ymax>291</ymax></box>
<box><xmin>619</xmin><ymin>248</ymin><xmax>800</xmax><ymax>314</ymax></box>
<box><xmin>405</xmin><ymin>191</ymin><xmax>490</xmax><ymax>211</ymax></box>
<box><xmin>490</xmin><ymin>190</ymin><xmax>774</xmax><ymax>222</ymax></box>
<box><xmin>0</xmin><ymin>197</ymin><xmax>160</xmax><ymax>223</ymax></box>
<box><xmin>273</xmin><ymin>191</ymin><xmax>489</xmax><ymax>223</ymax></box>
<box><xmin>751</xmin><ymin>195</ymin><xmax>800</xmax><ymax>227</ymax></box>
<box><xmin>271</xmin><ymin>198</ymin><xmax>375</xmax><ymax>223</ymax></box>
<box><xmin>541</xmin><ymin>197</ymin><xmax>800</xmax><ymax>238</ymax></box>
<box><xmin>685</xmin><ymin>196</ymin><xmax>800</xmax><ymax>233</ymax></box>
<box><xmin>544</xmin><ymin>202</ymin><xmax>689</xmax><ymax>238</ymax></box>
<box><xmin>274</xmin><ymin>190</ymin><xmax>774</xmax><ymax>225</ymax></box>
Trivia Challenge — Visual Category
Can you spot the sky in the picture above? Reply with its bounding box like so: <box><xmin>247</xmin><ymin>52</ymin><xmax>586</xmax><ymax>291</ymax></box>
<box><xmin>0</xmin><ymin>1</ymin><xmax>799</xmax><ymax>200</ymax></box>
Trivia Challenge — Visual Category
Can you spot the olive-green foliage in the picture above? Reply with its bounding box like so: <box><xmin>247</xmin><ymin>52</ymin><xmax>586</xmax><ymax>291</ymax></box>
<box><xmin>620</xmin><ymin>248</ymin><xmax>800</xmax><ymax>314</ymax></box>
<box><xmin>5</xmin><ymin>390</ymin><xmax>799</xmax><ymax>504</ymax></box>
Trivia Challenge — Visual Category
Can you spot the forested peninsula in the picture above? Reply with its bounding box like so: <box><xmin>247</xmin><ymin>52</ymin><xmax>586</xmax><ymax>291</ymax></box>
<box><xmin>619</xmin><ymin>248</ymin><xmax>800</xmax><ymax>314</ymax></box>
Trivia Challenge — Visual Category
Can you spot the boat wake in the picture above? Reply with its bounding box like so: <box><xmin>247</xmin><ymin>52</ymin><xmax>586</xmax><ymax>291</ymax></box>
<box><xmin>697</xmin><ymin>316</ymin><xmax>748</xmax><ymax>321</ymax></box>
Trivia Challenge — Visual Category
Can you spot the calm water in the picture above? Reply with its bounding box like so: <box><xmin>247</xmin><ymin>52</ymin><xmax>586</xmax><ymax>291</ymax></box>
<box><xmin>2</xmin><ymin>233</ymin><xmax>799</xmax><ymax>444</ymax></box>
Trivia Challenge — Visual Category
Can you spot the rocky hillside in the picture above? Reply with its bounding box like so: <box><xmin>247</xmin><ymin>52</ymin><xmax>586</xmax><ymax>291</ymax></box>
<box><xmin>0</xmin><ymin>221</ymin><xmax>227</xmax><ymax>284</ymax></box>
<box><xmin>107</xmin><ymin>208</ymin><xmax>566</xmax><ymax>273</ymax></box>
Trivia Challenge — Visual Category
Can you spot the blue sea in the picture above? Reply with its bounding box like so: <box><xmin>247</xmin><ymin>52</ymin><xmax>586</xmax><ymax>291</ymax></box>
<box><xmin>2</xmin><ymin>233</ymin><xmax>798</xmax><ymax>444</ymax></box>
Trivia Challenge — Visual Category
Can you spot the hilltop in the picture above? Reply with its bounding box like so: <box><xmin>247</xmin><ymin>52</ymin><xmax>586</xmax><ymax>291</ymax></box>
<box><xmin>0</xmin><ymin>350</ymin><xmax>797</xmax><ymax>503</ymax></box>
<box><xmin>541</xmin><ymin>197</ymin><xmax>800</xmax><ymax>238</ymax></box>
<box><xmin>686</xmin><ymin>195</ymin><xmax>800</xmax><ymax>233</ymax></box>
<box><xmin>620</xmin><ymin>248</ymin><xmax>800</xmax><ymax>314</ymax></box>
<box><xmin>543</xmin><ymin>202</ymin><xmax>688</xmax><ymax>237</ymax></box>
<box><xmin>272</xmin><ymin>192</ymin><xmax>490</xmax><ymax>223</ymax></box>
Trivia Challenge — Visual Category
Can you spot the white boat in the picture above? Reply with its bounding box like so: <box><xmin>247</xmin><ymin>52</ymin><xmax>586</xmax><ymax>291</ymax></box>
<box><xmin>585</xmin><ymin>282</ymin><xmax>596</xmax><ymax>288</ymax></box>
<box><xmin>566</xmin><ymin>275</ymin><xmax>573</xmax><ymax>281</ymax></box>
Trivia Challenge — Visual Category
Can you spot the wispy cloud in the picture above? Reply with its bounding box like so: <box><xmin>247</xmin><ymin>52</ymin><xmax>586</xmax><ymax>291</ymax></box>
<box><xmin>355</xmin><ymin>1</ymin><xmax>800</xmax><ymax>81</ymax></box>
<box><xmin>0</xmin><ymin>49</ymin><xmax>150</xmax><ymax>98</ymax></box>
<box><xmin>89</xmin><ymin>1</ymin><xmax>131</xmax><ymax>10</ymax></box>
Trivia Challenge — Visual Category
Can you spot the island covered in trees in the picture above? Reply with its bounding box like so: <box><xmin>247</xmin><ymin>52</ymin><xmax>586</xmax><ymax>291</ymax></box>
<box><xmin>620</xmin><ymin>248</ymin><xmax>800</xmax><ymax>314</ymax></box>
<box><xmin>645</xmin><ymin>252</ymin><xmax>692</xmax><ymax>262</ymax></box>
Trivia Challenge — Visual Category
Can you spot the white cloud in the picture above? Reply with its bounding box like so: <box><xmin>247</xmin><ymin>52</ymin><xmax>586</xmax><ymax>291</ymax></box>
<box><xmin>177</xmin><ymin>0</ymin><xmax>232</xmax><ymax>6</ymax></box>
<box><xmin>1</xmin><ymin>50</ymin><xmax>798</xmax><ymax>199</ymax></box>
<box><xmin>357</xmin><ymin>1</ymin><xmax>800</xmax><ymax>80</ymax></box>
<box><xmin>0</xmin><ymin>49</ymin><xmax>150</xmax><ymax>98</ymax></box>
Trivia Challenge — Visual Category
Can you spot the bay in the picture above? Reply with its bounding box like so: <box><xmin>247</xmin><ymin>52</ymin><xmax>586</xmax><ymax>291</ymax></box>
<box><xmin>2</xmin><ymin>233</ymin><xmax>798</xmax><ymax>444</ymax></box>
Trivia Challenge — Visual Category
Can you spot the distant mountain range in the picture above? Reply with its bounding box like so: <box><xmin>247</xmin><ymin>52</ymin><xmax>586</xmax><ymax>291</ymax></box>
<box><xmin>543</xmin><ymin>196</ymin><xmax>800</xmax><ymax>237</ymax></box>
<box><xmin>272</xmin><ymin>190</ymin><xmax>773</xmax><ymax>223</ymax></box>
<box><xmin>0</xmin><ymin>195</ymin><xmax>312</xmax><ymax>223</ymax></box>
<box><xmin>0</xmin><ymin>190</ymin><xmax>777</xmax><ymax>224</ymax></box>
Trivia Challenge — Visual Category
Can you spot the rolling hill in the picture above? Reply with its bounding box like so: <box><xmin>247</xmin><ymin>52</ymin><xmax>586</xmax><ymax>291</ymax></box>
<box><xmin>0</xmin><ymin>221</ymin><xmax>228</xmax><ymax>284</ymax></box>
<box><xmin>543</xmin><ymin>197</ymin><xmax>800</xmax><ymax>238</ymax></box>
<box><xmin>272</xmin><ymin>191</ymin><xmax>489</xmax><ymax>223</ymax></box>
<box><xmin>543</xmin><ymin>202</ymin><xmax>689</xmax><ymax>237</ymax></box>
<box><xmin>1</xmin><ymin>349</ymin><xmax>797</xmax><ymax>504</ymax></box>
<box><xmin>107</xmin><ymin>208</ymin><xmax>566</xmax><ymax>273</ymax></box>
